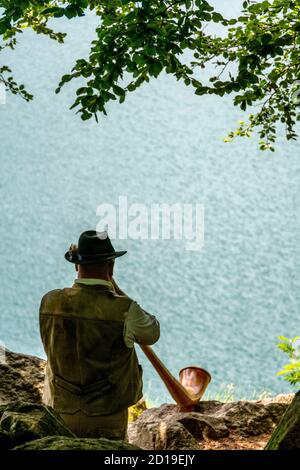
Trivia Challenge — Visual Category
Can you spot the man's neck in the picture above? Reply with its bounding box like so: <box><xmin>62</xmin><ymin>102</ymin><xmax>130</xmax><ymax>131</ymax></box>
<box><xmin>78</xmin><ymin>273</ymin><xmax>111</xmax><ymax>281</ymax></box>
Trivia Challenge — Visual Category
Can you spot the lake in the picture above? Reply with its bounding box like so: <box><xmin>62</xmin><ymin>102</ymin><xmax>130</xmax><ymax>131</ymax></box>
<box><xmin>0</xmin><ymin>0</ymin><xmax>299</xmax><ymax>404</ymax></box>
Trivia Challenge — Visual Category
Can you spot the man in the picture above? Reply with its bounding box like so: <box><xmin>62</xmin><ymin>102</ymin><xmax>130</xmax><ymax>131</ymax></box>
<box><xmin>39</xmin><ymin>230</ymin><xmax>160</xmax><ymax>440</ymax></box>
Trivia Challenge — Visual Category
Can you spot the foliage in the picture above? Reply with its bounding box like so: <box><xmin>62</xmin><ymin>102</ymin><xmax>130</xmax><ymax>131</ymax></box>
<box><xmin>277</xmin><ymin>335</ymin><xmax>300</xmax><ymax>387</ymax></box>
<box><xmin>54</xmin><ymin>0</ymin><xmax>228</xmax><ymax>121</ymax></box>
<box><xmin>0</xmin><ymin>37</ymin><xmax>33</xmax><ymax>101</ymax></box>
<box><xmin>128</xmin><ymin>398</ymin><xmax>147</xmax><ymax>422</ymax></box>
<box><xmin>0</xmin><ymin>0</ymin><xmax>66</xmax><ymax>101</ymax></box>
<box><xmin>0</xmin><ymin>1</ymin><xmax>300</xmax><ymax>150</ymax></box>
<box><xmin>208</xmin><ymin>0</ymin><xmax>300</xmax><ymax>151</ymax></box>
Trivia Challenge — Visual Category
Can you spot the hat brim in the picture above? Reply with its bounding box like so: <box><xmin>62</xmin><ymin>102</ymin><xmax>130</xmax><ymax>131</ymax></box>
<box><xmin>64</xmin><ymin>250</ymin><xmax>127</xmax><ymax>265</ymax></box>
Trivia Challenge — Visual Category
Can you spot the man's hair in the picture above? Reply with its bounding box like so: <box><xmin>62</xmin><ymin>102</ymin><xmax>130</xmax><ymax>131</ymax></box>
<box><xmin>78</xmin><ymin>260</ymin><xmax>114</xmax><ymax>274</ymax></box>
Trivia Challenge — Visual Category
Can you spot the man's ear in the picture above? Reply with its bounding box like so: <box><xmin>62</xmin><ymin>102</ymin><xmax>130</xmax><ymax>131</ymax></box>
<box><xmin>108</xmin><ymin>260</ymin><xmax>114</xmax><ymax>279</ymax></box>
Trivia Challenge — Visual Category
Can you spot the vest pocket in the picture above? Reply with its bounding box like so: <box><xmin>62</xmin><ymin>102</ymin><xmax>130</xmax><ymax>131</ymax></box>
<box><xmin>54</xmin><ymin>374</ymin><xmax>112</xmax><ymax>396</ymax></box>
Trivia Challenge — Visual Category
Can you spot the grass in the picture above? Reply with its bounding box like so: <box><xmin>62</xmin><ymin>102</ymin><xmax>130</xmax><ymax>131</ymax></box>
<box><xmin>128</xmin><ymin>384</ymin><xmax>277</xmax><ymax>422</ymax></box>
<box><xmin>203</xmin><ymin>383</ymin><xmax>273</xmax><ymax>402</ymax></box>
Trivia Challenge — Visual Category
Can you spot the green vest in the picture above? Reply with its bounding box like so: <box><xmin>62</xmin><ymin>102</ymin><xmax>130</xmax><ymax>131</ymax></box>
<box><xmin>39</xmin><ymin>283</ymin><xmax>143</xmax><ymax>416</ymax></box>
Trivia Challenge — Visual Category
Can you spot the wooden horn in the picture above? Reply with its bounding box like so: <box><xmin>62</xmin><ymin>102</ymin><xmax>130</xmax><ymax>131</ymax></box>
<box><xmin>139</xmin><ymin>344</ymin><xmax>211</xmax><ymax>410</ymax></box>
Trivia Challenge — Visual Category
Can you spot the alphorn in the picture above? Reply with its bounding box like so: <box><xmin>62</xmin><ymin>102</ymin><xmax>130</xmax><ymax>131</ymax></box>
<box><xmin>139</xmin><ymin>344</ymin><xmax>211</xmax><ymax>410</ymax></box>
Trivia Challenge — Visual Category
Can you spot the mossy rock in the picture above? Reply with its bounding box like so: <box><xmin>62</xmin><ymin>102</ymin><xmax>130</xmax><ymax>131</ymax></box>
<box><xmin>265</xmin><ymin>391</ymin><xmax>300</xmax><ymax>450</ymax></box>
<box><xmin>0</xmin><ymin>402</ymin><xmax>74</xmax><ymax>449</ymax></box>
<box><xmin>12</xmin><ymin>436</ymin><xmax>141</xmax><ymax>450</ymax></box>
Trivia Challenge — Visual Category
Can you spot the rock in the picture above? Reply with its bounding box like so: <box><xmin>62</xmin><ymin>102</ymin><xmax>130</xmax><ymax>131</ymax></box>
<box><xmin>13</xmin><ymin>436</ymin><xmax>141</xmax><ymax>450</ymax></box>
<box><xmin>1</xmin><ymin>349</ymin><xmax>295</xmax><ymax>450</ymax></box>
<box><xmin>0</xmin><ymin>402</ymin><xmax>74</xmax><ymax>449</ymax></box>
<box><xmin>0</xmin><ymin>350</ymin><xmax>46</xmax><ymax>405</ymax></box>
<box><xmin>128</xmin><ymin>396</ymin><xmax>294</xmax><ymax>450</ymax></box>
<box><xmin>265</xmin><ymin>390</ymin><xmax>300</xmax><ymax>450</ymax></box>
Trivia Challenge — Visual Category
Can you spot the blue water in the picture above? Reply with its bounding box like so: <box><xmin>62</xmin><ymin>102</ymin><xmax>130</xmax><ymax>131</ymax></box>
<box><xmin>0</xmin><ymin>1</ymin><xmax>299</xmax><ymax>404</ymax></box>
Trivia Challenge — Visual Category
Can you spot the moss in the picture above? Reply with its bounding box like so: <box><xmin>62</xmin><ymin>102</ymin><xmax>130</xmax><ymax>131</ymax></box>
<box><xmin>0</xmin><ymin>402</ymin><xmax>74</xmax><ymax>449</ymax></box>
<box><xmin>12</xmin><ymin>436</ymin><xmax>141</xmax><ymax>450</ymax></box>
<box><xmin>128</xmin><ymin>399</ymin><xmax>147</xmax><ymax>422</ymax></box>
<box><xmin>265</xmin><ymin>391</ymin><xmax>300</xmax><ymax>450</ymax></box>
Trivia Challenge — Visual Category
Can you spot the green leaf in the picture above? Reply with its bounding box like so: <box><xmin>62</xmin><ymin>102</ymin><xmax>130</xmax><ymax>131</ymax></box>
<box><xmin>76</xmin><ymin>87</ymin><xmax>87</xmax><ymax>96</ymax></box>
<box><xmin>64</xmin><ymin>6</ymin><xmax>78</xmax><ymax>19</ymax></box>
<box><xmin>0</xmin><ymin>19</ymin><xmax>9</xmax><ymax>34</ymax></box>
<box><xmin>81</xmin><ymin>111</ymin><xmax>92</xmax><ymax>121</ymax></box>
<box><xmin>112</xmin><ymin>85</ymin><xmax>126</xmax><ymax>96</ymax></box>
<box><xmin>278</xmin><ymin>335</ymin><xmax>288</xmax><ymax>341</ymax></box>
<box><xmin>77</xmin><ymin>0</ymin><xmax>89</xmax><ymax>7</ymax></box>
<box><xmin>285</xmin><ymin>362</ymin><xmax>300</xmax><ymax>370</ymax></box>
<box><xmin>127</xmin><ymin>82</ymin><xmax>136</xmax><ymax>92</ymax></box>
<box><xmin>53</xmin><ymin>9</ymin><xmax>65</xmax><ymax>18</ymax></box>
<box><xmin>132</xmin><ymin>54</ymin><xmax>146</xmax><ymax>66</ymax></box>
<box><xmin>149</xmin><ymin>61</ymin><xmax>163</xmax><ymax>77</ymax></box>
<box><xmin>212</xmin><ymin>12</ymin><xmax>223</xmax><ymax>23</ymax></box>
<box><xmin>261</xmin><ymin>33</ymin><xmax>272</xmax><ymax>45</ymax></box>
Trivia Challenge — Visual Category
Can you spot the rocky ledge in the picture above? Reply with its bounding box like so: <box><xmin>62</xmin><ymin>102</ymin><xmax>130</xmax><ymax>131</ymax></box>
<box><xmin>0</xmin><ymin>349</ymin><xmax>45</xmax><ymax>404</ymax></box>
<box><xmin>128</xmin><ymin>395</ymin><xmax>295</xmax><ymax>450</ymax></box>
<box><xmin>0</xmin><ymin>349</ymin><xmax>299</xmax><ymax>450</ymax></box>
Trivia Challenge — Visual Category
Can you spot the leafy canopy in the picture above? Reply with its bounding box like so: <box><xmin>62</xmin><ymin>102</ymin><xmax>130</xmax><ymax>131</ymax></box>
<box><xmin>1</xmin><ymin>0</ymin><xmax>300</xmax><ymax>150</ymax></box>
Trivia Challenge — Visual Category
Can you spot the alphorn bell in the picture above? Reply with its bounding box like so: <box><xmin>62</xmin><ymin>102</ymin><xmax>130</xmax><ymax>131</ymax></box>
<box><xmin>139</xmin><ymin>344</ymin><xmax>211</xmax><ymax>411</ymax></box>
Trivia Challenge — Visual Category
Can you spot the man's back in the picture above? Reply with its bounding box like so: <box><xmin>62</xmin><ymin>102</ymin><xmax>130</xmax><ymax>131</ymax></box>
<box><xmin>40</xmin><ymin>281</ymin><xmax>159</xmax><ymax>417</ymax></box>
